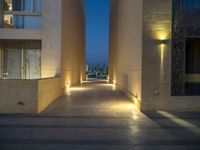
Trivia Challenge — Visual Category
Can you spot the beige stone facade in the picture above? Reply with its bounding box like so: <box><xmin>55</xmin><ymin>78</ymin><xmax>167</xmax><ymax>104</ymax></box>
<box><xmin>109</xmin><ymin>0</ymin><xmax>200</xmax><ymax>112</ymax></box>
<box><xmin>109</xmin><ymin>0</ymin><xmax>143</xmax><ymax>109</ymax></box>
<box><xmin>0</xmin><ymin>0</ymin><xmax>85</xmax><ymax>113</ymax></box>
<box><xmin>0</xmin><ymin>78</ymin><xmax>62</xmax><ymax>113</ymax></box>
<box><xmin>1</xmin><ymin>0</ymin><xmax>200</xmax><ymax>113</ymax></box>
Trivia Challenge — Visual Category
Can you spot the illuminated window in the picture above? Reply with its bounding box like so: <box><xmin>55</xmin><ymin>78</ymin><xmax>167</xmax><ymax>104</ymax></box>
<box><xmin>1</xmin><ymin>0</ymin><xmax>42</xmax><ymax>29</ymax></box>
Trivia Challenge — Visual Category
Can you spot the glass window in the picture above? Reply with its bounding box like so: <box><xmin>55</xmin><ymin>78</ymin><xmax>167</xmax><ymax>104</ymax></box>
<box><xmin>186</xmin><ymin>38</ymin><xmax>200</xmax><ymax>74</ymax></box>
<box><xmin>183</xmin><ymin>0</ymin><xmax>200</xmax><ymax>9</ymax></box>
<box><xmin>23</xmin><ymin>0</ymin><xmax>34</xmax><ymax>12</ymax></box>
<box><xmin>23</xmin><ymin>49</ymin><xmax>41</xmax><ymax>79</ymax></box>
<box><xmin>0</xmin><ymin>40</ymin><xmax>41</xmax><ymax>79</ymax></box>
<box><xmin>3</xmin><ymin>49</ymin><xmax>22</xmax><ymax>79</ymax></box>
<box><xmin>185</xmin><ymin>38</ymin><xmax>200</xmax><ymax>96</ymax></box>
<box><xmin>1</xmin><ymin>49</ymin><xmax>41</xmax><ymax>79</ymax></box>
<box><xmin>1</xmin><ymin>0</ymin><xmax>42</xmax><ymax>29</ymax></box>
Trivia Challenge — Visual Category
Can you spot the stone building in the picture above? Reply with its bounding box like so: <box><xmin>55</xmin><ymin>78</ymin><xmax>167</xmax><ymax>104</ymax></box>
<box><xmin>109</xmin><ymin>0</ymin><xmax>200</xmax><ymax>111</ymax></box>
<box><xmin>0</xmin><ymin>0</ymin><xmax>85</xmax><ymax>113</ymax></box>
<box><xmin>0</xmin><ymin>0</ymin><xmax>200</xmax><ymax>113</ymax></box>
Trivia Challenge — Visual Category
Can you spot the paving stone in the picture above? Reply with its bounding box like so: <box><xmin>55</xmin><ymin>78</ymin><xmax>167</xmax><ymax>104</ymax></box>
<box><xmin>0</xmin><ymin>81</ymin><xmax>200</xmax><ymax>150</ymax></box>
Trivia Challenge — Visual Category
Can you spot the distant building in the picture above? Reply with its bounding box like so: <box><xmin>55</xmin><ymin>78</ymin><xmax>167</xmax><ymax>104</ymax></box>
<box><xmin>86</xmin><ymin>64</ymin><xmax>89</xmax><ymax>72</ymax></box>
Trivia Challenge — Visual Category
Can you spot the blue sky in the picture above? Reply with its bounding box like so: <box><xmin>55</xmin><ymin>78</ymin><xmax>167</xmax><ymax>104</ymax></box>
<box><xmin>85</xmin><ymin>0</ymin><xmax>110</xmax><ymax>66</ymax></box>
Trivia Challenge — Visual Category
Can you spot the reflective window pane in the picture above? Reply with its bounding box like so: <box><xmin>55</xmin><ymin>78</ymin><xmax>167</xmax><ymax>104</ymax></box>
<box><xmin>23</xmin><ymin>49</ymin><xmax>41</xmax><ymax>79</ymax></box>
<box><xmin>4</xmin><ymin>14</ymin><xmax>13</xmax><ymax>28</ymax></box>
<box><xmin>12</xmin><ymin>0</ymin><xmax>22</xmax><ymax>11</ymax></box>
<box><xmin>2</xmin><ymin>0</ymin><xmax>42</xmax><ymax>29</ymax></box>
<box><xmin>184</xmin><ymin>0</ymin><xmax>200</xmax><ymax>9</ymax></box>
<box><xmin>3</xmin><ymin>49</ymin><xmax>22</xmax><ymax>79</ymax></box>
<box><xmin>23</xmin><ymin>0</ymin><xmax>33</xmax><ymax>12</ymax></box>
<box><xmin>4</xmin><ymin>0</ymin><xmax>11</xmax><ymax>11</ymax></box>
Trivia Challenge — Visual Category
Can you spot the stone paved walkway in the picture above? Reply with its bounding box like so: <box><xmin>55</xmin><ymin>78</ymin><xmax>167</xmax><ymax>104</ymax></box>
<box><xmin>0</xmin><ymin>81</ymin><xmax>200</xmax><ymax>149</ymax></box>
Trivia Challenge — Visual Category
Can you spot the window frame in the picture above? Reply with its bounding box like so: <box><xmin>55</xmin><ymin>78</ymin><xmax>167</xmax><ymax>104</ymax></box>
<box><xmin>0</xmin><ymin>40</ymin><xmax>42</xmax><ymax>79</ymax></box>
<box><xmin>0</xmin><ymin>0</ymin><xmax>42</xmax><ymax>28</ymax></box>
<box><xmin>0</xmin><ymin>48</ymin><xmax>41</xmax><ymax>79</ymax></box>
<box><xmin>3</xmin><ymin>0</ymin><xmax>41</xmax><ymax>16</ymax></box>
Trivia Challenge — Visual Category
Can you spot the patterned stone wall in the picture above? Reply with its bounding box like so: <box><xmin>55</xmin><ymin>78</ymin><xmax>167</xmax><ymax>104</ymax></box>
<box><xmin>172</xmin><ymin>0</ymin><xmax>200</xmax><ymax>96</ymax></box>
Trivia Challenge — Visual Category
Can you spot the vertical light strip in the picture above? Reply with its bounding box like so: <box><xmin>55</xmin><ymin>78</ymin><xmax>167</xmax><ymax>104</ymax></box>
<box><xmin>21</xmin><ymin>49</ymin><xmax>23</xmax><ymax>79</ymax></box>
<box><xmin>160</xmin><ymin>43</ymin><xmax>165</xmax><ymax>82</ymax></box>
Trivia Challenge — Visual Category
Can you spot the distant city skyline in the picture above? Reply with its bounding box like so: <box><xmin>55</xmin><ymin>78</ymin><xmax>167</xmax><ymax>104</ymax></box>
<box><xmin>85</xmin><ymin>0</ymin><xmax>110</xmax><ymax>66</ymax></box>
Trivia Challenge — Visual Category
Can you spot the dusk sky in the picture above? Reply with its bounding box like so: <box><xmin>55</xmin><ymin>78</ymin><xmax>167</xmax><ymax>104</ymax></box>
<box><xmin>85</xmin><ymin>0</ymin><xmax>110</xmax><ymax>66</ymax></box>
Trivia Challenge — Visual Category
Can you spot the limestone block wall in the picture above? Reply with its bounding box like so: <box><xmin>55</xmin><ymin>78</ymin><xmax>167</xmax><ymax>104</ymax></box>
<box><xmin>0</xmin><ymin>80</ymin><xmax>38</xmax><ymax>113</ymax></box>
<box><xmin>142</xmin><ymin>0</ymin><xmax>200</xmax><ymax>111</ymax></box>
<box><xmin>110</xmin><ymin>0</ymin><xmax>200</xmax><ymax>111</ymax></box>
<box><xmin>142</xmin><ymin>0</ymin><xmax>172</xmax><ymax>111</ymax></box>
<box><xmin>0</xmin><ymin>78</ymin><xmax>62</xmax><ymax>114</ymax></box>
<box><xmin>109</xmin><ymin>0</ymin><xmax>143</xmax><ymax>105</ymax></box>
<box><xmin>38</xmin><ymin>77</ymin><xmax>62</xmax><ymax>113</ymax></box>
<box><xmin>41</xmin><ymin>0</ymin><xmax>62</xmax><ymax>78</ymax></box>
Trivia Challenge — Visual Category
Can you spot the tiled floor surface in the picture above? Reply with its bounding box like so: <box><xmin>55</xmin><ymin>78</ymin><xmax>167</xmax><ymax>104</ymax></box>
<box><xmin>0</xmin><ymin>81</ymin><xmax>200</xmax><ymax>150</ymax></box>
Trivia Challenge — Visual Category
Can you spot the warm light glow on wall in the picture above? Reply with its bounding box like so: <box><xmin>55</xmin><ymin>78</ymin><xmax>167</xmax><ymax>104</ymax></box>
<box><xmin>80</xmin><ymin>76</ymin><xmax>83</xmax><ymax>84</ymax></box>
<box><xmin>133</xmin><ymin>96</ymin><xmax>141</xmax><ymax>110</ymax></box>
<box><xmin>160</xmin><ymin>43</ymin><xmax>165</xmax><ymax>66</ymax></box>
<box><xmin>112</xmin><ymin>80</ymin><xmax>116</xmax><ymax>90</ymax></box>
<box><xmin>154</xmin><ymin>30</ymin><xmax>170</xmax><ymax>40</ymax></box>
<box><xmin>159</xmin><ymin>40</ymin><xmax>167</xmax><ymax>82</ymax></box>
<box><xmin>65</xmin><ymin>82</ymin><xmax>70</xmax><ymax>89</ymax></box>
<box><xmin>113</xmin><ymin>80</ymin><xmax>116</xmax><ymax>85</ymax></box>
<box><xmin>107</xmin><ymin>76</ymin><xmax>110</xmax><ymax>83</ymax></box>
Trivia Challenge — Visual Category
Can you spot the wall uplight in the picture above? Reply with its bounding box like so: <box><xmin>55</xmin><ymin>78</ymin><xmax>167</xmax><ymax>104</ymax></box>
<box><xmin>161</xmin><ymin>40</ymin><xmax>166</xmax><ymax>45</ymax></box>
<box><xmin>80</xmin><ymin>76</ymin><xmax>83</xmax><ymax>84</ymax></box>
<box><xmin>106</xmin><ymin>76</ymin><xmax>110</xmax><ymax>83</ymax></box>
<box><xmin>113</xmin><ymin>80</ymin><xmax>116</xmax><ymax>85</ymax></box>
<box><xmin>65</xmin><ymin>83</ymin><xmax>70</xmax><ymax>89</ymax></box>
<box><xmin>155</xmin><ymin>30</ymin><xmax>169</xmax><ymax>41</ymax></box>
